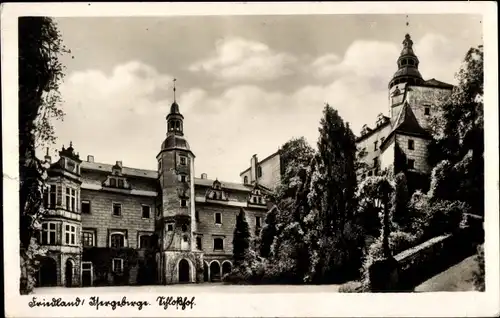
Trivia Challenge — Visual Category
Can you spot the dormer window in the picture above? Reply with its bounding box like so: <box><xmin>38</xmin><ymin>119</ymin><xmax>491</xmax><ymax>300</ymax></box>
<box><xmin>117</xmin><ymin>179</ymin><xmax>124</xmax><ymax>188</ymax></box>
<box><xmin>110</xmin><ymin>178</ymin><xmax>117</xmax><ymax>187</ymax></box>
<box><xmin>257</xmin><ymin>166</ymin><xmax>263</xmax><ymax>178</ymax></box>
<box><xmin>244</xmin><ymin>176</ymin><xmax>248</xmax><ymax>184</ymax></box>
<box><xmin>424</xmin><ymin>107</ymin><xmax>431</xmax><ymax>116</ymax></box>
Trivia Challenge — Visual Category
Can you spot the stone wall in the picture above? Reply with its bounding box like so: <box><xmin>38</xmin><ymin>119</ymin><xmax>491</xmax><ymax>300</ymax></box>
<box><xmin>81</xmin><ymin>189</ymin><xmax>156</xmax><ymax>248</ymax></box>
<box><xmin>405</xmin><ymin>86</ymin><xmax>452</xmax><ymax>130</ymax></box>
<box><xmin>395</xmin><ymin>134</ymin><xmax>431</xmax><ymax>174</ymax></box>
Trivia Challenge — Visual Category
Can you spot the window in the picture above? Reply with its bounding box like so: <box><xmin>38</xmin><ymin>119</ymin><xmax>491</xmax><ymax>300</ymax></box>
<box><xmin>49</xmin><ymin>185</ymin><xmax>56</xmax><ymax>208</ymax></box>
<box><xmin>196</xmin><ymin>237</ymin><xmax>202</xmax><ymax>250</ymax></box>
<box><xmin>81</xmin><ymin>201</ymin><xmax>91</xmax><ymax>214</ymax></box>
<box><xmin>257</xmin><ymin>166</ymin><xmax>263</xmax><ymax>178</ymax></box>
<box><xmin>180</xmin><ymin>175</ymin><xmax>187</xmax><ymax>183</ymax></box>
<box><xmin>156</xmin><ymin>205</ymin><xmax>161</xmax><ymax>217</ymax></box>
<box><xmin>110</xmin><ymin>178</ymin><xmax>117</xmax><ymax>187</ymax></box>
<box><xmin>424</xmin><ymin>107</ymin><xmax>430</xmax><ymax>115</ymax></box>
<box><xmin>256</xmin><ymin>216</ymin><xmax>261</xmax><ymax>229</ymax></box>
<box><xmin>112</xmin><ymin>258</ymin><xmax>123</xmax><ymax>273</ymax></box>
<box><xmin>374</xmin><ymin>141</ymin><xmax>378</xmax><ymax>151</ymax></box>
<box><xmin>139</xmin><ymin>235</ymin><xmax>151</xmax><ymax>249</ymax></box>
<box><xmin>82</xmin><ymin>231</ymin><xmax>95</xmax><ymax>247</ymax></box>
<box><xmin>110</xmin><ymin>233</ymin><xmax>125</xmax><ymax>248</ymax></box>
<box><xmin>65</xmin><ymin>188</ymin><xmax>70</xmax><ymax>210</ymax></box>
<box><xmin>113</xmin><ymin>203</ymin><xmax>122</xmax><ymax>216</ymax></box>
<box><xmin>183</xmin><ymin>235</ymin><xmax>188</xmax><ymax>242</ymax></box>
<box><xmin>40</xmin><ymin>222</ymin><xmax>57</xmax><ymax>245</ymax></box>
<box><xmin>258</xmin><ymin>197</ymin><xmax>262</xmax><ymax>204</ymax></box>
<box><xmin>215</xmin><ymin>212</ymin><xmax>222</xmax><ymax>224</ymax></box>
<box><xmin>373</xmin><ymin>157</ymin><xmax>379</xmax><ymax>168</ymax></box>
<box><xmin>167</xmin><ymin>223</ymin><xmax>174</xmax><ymax>232</ymax></box>
<box><xmin>214</xmin><ymin>238</ymin><xmax>224</xmax><ymax>251</ymax></box>
<box><xmin>252</xmin><ymin>197</ymin><xmax>257</xmax><ymax>204</ymax></box>
<box><xmin>158</xmin><ymin>160</ymin><xmax>162</xmax><ymax>171</ymax></box>
<box><xmin>408</xmin><ymin>139</ymin><xmax>415</xmax><ymax>150</ymax></box>
<box><xmin>65</xmin><ymin>224</ymin><xmax>77</xmax><ymax>245</ymax></box>
<box><xmin>195</xmin><ymin>210</ymin><xmax>199</xmax><ymax>222</ymax></box>
<box><xmin>244</xmin><ymin>176</ymin><xmax>248</xmax><ymax>184</ymax></box>
<box><xmin>181</xmin><ymin>224</ymin><xmax>188</xmax><ymax>232</ymax></box>
<box><xmin>117</xmin><ymin>179</ymin><xmax>124</xmax><ymax>188</ymax></box>
<box><xmin>180</xmin><ymin>156</ymin><xmax>187</xmax><ymax>166</ymax></box>
<box><xmin>71</xmin><ymin>189</ymin><xmax>76</xmax><ymax>211</ymax></box>
<box><xmin>407</xmin><ymin>159</ymin><xmax>415</xmax><ymax>169</ymax></box>
<box><xmin>142</xmin><ymin>205</ymin><xmax>150</xmax><ymax>218</ymax></box>
<box><xmin>180</xmin><ymin>199</ymin><xmax>187</xmax><ymax>207</ymax></box>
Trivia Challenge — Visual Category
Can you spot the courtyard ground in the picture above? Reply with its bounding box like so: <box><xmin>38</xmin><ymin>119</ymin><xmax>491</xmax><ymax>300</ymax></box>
<box><xmin>34</xmin><ymin>282</ymin><xmax>342</xmax><ymax>294</ymax></box>
<box><xmin>414</xmin><ymin>255</ymin><xmax>480</xmax><ymax>292</ymax></box>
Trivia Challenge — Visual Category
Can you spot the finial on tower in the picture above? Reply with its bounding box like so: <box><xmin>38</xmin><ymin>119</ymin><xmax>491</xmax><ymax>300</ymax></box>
<box><xmin>173</xmin><ymin>78</ymin><xmax>177</xmax><ymax>103</ymax></box>
<box><xmin>403</xmin><ymin>33</ymin><xmax>413</xmax><ymax>48</ymax></box>
<box><xmin>70</xmin><ymin>141</ymin><xmax>73</xmax><ymax>148</ymax></box>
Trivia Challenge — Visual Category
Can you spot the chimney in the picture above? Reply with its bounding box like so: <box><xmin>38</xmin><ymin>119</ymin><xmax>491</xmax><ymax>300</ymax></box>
<box><xmin>44</xmin><ymin>147</ymin><xmax>51</xmax><ymax>164</ymax></box>
<box><xmin>116</xmin><ymin>161</ymin><xmax>123</xmax><ymax>168</ymax></box>
<box><xmin>201</xmin><ymin>173</ymin><xmax>207</xmax><ymax>179</ymax></box>
<box><xmin>250</xmin><ymin>154</ymin><xmax>258</xmax><ymax>183</ymax></box>
<box><xmin>87</xmin><ymin>155</ymin><xmax>94</xmax><ymax>163</ymax></box>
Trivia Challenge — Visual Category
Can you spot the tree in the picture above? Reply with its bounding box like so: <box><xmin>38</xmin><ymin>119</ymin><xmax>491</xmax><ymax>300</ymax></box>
<box><xmin>309</xmin><ymin>104</ymin><xmax>358</xmax><ymax>233</ymax></box>
<box><xmin>19</xmin><ymin>17</ymin><xmax>68</xmax><ymax>294</ymax></box>
<box><xmin>232</xmin><ymin>208</ymin><xmax>251</xmax><ymax>267</ymax></box>
<box><xmin>274</xmin><ymin>137</ymin><xmax>315</xmax><ymax>203</ymax></box>
<box><xmin>259</xmin><ymin>207</ymin><xmax>278</xmax><ymax>258</ymax></box>
<box><xmin>306</xmin><ymin>104</ymin><xmax>360</xmax><ymax>282</ymax></box>
<box><xmin>427</xmin><ymin>45</ymin><xmax>484</xmax><ymax>214</ymax></box>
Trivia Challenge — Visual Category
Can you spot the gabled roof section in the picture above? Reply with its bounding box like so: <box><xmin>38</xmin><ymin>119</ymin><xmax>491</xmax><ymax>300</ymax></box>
<box><xmin>392</xmin><ymin>102</ymin><xmax>429</xmax><ymax>137</ymax></box>
<box><xmin>381</xmin><ymin>102</ymin><xmax>430</xmax><ymax>149</ymax></box>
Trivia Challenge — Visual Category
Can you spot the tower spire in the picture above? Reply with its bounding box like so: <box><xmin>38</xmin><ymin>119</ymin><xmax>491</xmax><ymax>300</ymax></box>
<box><xmin>173</xmin><ymin>78</ymin><xmax>177</xmax><ymax>103</ymax></box>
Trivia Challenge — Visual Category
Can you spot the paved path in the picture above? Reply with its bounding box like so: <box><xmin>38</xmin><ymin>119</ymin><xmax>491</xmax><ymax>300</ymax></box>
<box><xmin>35</xmin><ymin>283</ymin><xmax>341</xmax><ymax>294</ymax></box>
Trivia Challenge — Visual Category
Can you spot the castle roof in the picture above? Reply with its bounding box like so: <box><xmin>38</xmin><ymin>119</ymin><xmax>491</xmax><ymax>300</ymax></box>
<box><xmin>161</xmin><ymin>134</ymin><xmax>191</xmax><ymax>152</ymax></box>
<box><xmin>380</xmin><ymin>102</ymin><xmax>431</xmax><ymax>150</ymax></box>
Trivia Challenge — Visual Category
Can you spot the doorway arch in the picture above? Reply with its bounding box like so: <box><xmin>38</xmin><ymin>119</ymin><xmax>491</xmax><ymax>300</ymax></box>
<box><xmin>38</xmin><ymin>257</ymin><xmax>57</xmax><ymax>287</ymax></box>
<box><xmin>222</xmin><ymin>261</ymin><xmax>232</xmax><ymax>276</ymax></box>
<box><xmin>209</xmin><ymin>261</ymin><xmax>221</xmax><ymax>282</ymax></box>
<box><xmin>65</xmin><ymin>259</ymin><xmax>74</xmax><ymax>287</ymax></box>
<box><xmin>178</xmin><ymin>259</ymin><xmax>190</xmax><ymax>283</ymax></box>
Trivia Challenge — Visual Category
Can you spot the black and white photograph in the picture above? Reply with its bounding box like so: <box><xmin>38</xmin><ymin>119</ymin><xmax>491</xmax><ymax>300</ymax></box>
<box><xmin>2</xmin><ymin>2</ymin><xmax>499</xmax><ymax>317</ymax></box>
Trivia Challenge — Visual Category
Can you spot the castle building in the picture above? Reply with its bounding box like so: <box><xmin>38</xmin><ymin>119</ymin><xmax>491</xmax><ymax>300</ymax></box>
<box><xmin>34</xmin><ymin>33</ymin><xmax>453</xmax><ymax>288</ymax></box>
<box><xmin>36</xmin><ymin>87</ymin><xmax>270</xmax><ymax>287</ymax></box>
<box><xmin>355</xmin><ymin>34</ymin><xmax>454</xmax><ymax>186</ymax></box>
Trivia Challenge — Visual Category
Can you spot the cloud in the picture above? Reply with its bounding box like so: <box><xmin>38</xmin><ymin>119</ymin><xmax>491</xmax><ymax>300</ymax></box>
<box><xmin>45</xmin><ymin>33</ymin><xmax>466</xmax><ymax>183</ymax></box>
<box><xmin>188</xmin><ymin>37</ymin><xmax>297</xmax><ymax>81</ymax></box>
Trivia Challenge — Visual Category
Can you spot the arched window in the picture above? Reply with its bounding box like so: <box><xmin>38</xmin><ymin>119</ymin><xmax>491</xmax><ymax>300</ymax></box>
<box><xmin>244</xmin><ymin>176</ymin><xmax>248</xmax><ymax>184</ymax></box>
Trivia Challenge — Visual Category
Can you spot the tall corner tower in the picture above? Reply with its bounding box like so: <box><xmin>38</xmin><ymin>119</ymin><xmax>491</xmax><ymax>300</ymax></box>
<box><xmin>388</xmin><ymin>33</ymin><xmax>424</xmax><ymax>120</ymax></box>
<box><xmin>156</xmin><ymin>79</ymin><xmax>201</xmax><ymax>284</ymax></box>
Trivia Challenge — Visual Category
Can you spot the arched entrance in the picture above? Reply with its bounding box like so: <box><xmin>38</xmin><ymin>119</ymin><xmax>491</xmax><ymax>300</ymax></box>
<box><xmin>209</xmin><ymin>261</ymin><xmax>221</xmax><ymax>282</ymax></box>
<box><xmin>203</xmin><ymin>262</ymin><xmax>209</xmax><ymax>282</ymax></box>
<box><xmin>222</xmin><ymin>261</ymin><xmax>232</xmax><ymax>276</ymax></box>
<box><xmin>178</xmin><ymin>259</ymin><xmax>190</xmax><ymax>283</ymax></box>
<box><xmin>38</xmin><ymin>257</ymin><xmax>57</xmax><ymax>287</ymax></box>
<box><xmin>65</xmin><ymin>259</ymin><xmax>74</xmax><ymax>287</ymax></box>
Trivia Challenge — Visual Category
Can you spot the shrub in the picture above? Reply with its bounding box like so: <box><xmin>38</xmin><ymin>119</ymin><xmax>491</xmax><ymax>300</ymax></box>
<box><xmin>422</xmin><ymin>200</ymin><xmax>468</xmax><ymax>240</ymax></box>
<box><xmin>338</xmin><ymin>280</ymin><xmax>364</xmax><ymax>293</ymax></box>
<box><xmin>361</xmin><ymin>230</ymin><xmax>419</xmax><ymax>289</ymax></box>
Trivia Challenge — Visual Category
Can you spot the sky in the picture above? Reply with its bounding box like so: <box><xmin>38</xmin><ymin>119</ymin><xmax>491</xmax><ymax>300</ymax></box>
<box><xmin>41</xmin><ymin>14</ymin><xmax>482</xmax><ymax>183</ymax></box>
